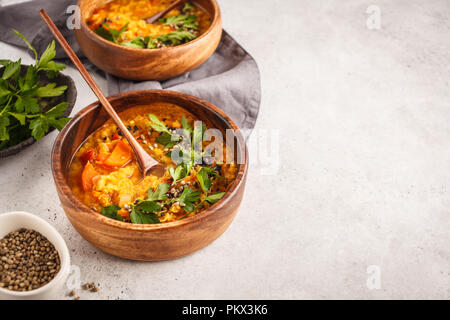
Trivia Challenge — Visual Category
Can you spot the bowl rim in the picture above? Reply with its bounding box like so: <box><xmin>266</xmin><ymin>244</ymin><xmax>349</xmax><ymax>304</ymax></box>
<box><xmin>0</xmin><ymin>211</ymin><xmax>71</xmax><ymax>297</ymax></box>
<box><xmin>77</xmin><ymin>0</ymin><xmax>221</xmax><ymax>53</ymax></box>
<box><xmin>51</xmin><ymin>89</ymin><xmax>248</xmax><ymax>232</ymax></box>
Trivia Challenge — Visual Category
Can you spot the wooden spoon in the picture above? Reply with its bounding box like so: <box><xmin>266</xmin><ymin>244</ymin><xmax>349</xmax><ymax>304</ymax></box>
<box><xmin>145</xmin><ymin>0</ymin><xmax>187</xmax><ymax>24</ymax></box>
<box><xmin>39</xmin><ymin>9</ymin><xmax>163</xmax><ymax>177</ymax></box>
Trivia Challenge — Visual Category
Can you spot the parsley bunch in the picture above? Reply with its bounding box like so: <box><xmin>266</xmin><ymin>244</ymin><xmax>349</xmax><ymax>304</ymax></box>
<box><xmin>0</xmin><ymin>30</ymin><xmax>70</xmax><ymax>150</ymax></box>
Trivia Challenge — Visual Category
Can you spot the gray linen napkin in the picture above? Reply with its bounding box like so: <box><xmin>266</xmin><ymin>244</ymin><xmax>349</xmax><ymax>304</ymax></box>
<box><xmin>0</xmin><ymin>0</ymin><xmax>261</xmax><ymax>132</ymax></box>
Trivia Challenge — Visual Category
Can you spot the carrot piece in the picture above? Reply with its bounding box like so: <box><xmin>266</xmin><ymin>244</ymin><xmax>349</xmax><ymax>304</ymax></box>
<box><xmin>103</xmin><ymin>140</ymin><xmax>132</xmax><ymax>167</ymax></box>
<box><xmin>81</xmin><ymin>162</ymin><xmax>100</xmax><ymax>192</ymax></box>
<box><xmin>96</xmin><ymin>153</ymin><xmax>109</xmax><ymax>163</ymax></box>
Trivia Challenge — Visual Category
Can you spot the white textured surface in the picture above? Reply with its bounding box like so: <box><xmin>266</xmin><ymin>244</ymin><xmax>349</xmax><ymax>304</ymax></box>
<box><xmin>1</xmin><ymin>0</ymin><xmax>450</xmax><ymax>299</ymax></box>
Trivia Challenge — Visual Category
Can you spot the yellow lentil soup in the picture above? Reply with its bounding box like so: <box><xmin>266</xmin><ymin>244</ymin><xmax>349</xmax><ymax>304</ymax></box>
<box><xmin>68</xmin><ymin>103</ymin><xmax>237</xmax><ymax>224</ymax></box>
<box><xmin>87</xmin><ymin>0</ymin><xmax>211</xmax><ymax>49</ymax></box>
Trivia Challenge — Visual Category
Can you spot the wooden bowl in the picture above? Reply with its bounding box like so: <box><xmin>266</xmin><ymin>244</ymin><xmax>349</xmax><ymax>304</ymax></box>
<box><xmin>51</xmin><ymin>90</ymin><xmax>247</xmax><ymax>261</ymax></box>
<box><xmin>0</xmin><ymin>67</ymin><xmax>76</xmax><ymax>158</ymax></box>
<box><xmin>74</xmin><ymin>0</ymin><xmax>222</xmax><ymax>81</ymax></box>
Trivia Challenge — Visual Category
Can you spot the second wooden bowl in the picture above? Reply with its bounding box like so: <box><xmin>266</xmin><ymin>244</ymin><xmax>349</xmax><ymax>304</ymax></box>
<box><xmin>74</xmin><ymin>0</ymin><xmax>222</xmax><ymax>81</ymax></box>
<box><xmin>51</xmin><ymin>90</ymin><xmax>247</xmax><ymax>261</ymax></box>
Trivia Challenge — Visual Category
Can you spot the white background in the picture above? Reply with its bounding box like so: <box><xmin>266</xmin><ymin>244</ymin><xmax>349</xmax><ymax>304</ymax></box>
<box><xmin>1</xmin><ymin>0</ymin><xmax>450</xmax><ymax>299</ymax></box>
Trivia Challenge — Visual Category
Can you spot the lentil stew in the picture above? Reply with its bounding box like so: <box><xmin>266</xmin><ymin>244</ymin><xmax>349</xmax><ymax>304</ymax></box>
<box><xmin>87</xmin><ymin>0</ymin><xmax>211</xmax><ymax>49</ymax></box>
<box><xmin>68</xmin><ymin>103</ymin><xmax>237</xmax><ymax>224</ymax></box>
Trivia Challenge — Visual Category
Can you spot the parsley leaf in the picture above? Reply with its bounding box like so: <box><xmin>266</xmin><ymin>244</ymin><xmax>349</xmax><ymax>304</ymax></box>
<box><xmin>36</xmin><ymin>83</ymin><xmax>68</xmax><ymax>98</ymax></box>
<box><xmin>169</xmin><ymin>165</ymin><xmax>185</xmax><ymax>184</ymax></box>
<box><xmin>29</xmin><ymin>117</ymin><xmax>48</xmax><ymax>141</ymax></box>
<box><xmin>160</xmin><ymin>14</ymin><xmax>198</xmax><ymax>30</ymax></box>
<box><xmin>101</xmin><ymin>205</ymin><xmax>123</xmax><ymax>221</ymax></box>
<box><xmin>2</xmin><ymin>59</ymin><xmax>21</xmax><ymax>80</ymax></box>
<box><xmin>157</xmin><ymin>30</ymin><xmax>197</xmax><ymax>45</ymax></box>
<box><xmin>0</xmin><ymin>30</ymin><xmax>70</xmax><ymax>147</ymax></box>
<box><xmin>13</xmin><ymin>30</ymin><xmax>38</xmax><ymax>63</ymax></box>
<box><xmin>148</xmin><ymin>113</ymin><xmax>171</xmax><ymax>134</ymax></box>
<box><xmin>130</xmin><ymin>210</ymin><xmax>160</xmax><ymax>224</ymax></box>
<box><xmin>178</xmin><ymin>187</ymin><xmax>201</xmax><ymax>212</ymax></box>
<box><xmin>37</xmin><ymin>41</ymin><xmax>56</xmax><ymax>69</ymax></box>
<box><xmin>205</xmin><ymin>192</ymin><xmax>225</xmax><ymax>204</ymax></box>
<box><xmin>130</xmin><ymin>200</ymin><xmax>161</xmax><ymax>224</ymax></box>
<box><xmin>156</xmin><ymin>132</ymin><xmax>179</xmax><ymax>148</ymax></box>
<box><xmin>196</xmin><ymin>167</ymin><xmax>212</xmax><ymax>193</ymax></box>
<box><xmin>147</xmin><ymin>183</ymin><xmax>170</xmax><ymax>201</ymax></box>
<box><xmin>95</xmin><ymin>23</ymin><xmax>128</xmax><ymax>44</ymax></box>
<box><xmin>181</xmin><ymin>115</ymin><xmax>192</xmax><ymax>133</ymax></box>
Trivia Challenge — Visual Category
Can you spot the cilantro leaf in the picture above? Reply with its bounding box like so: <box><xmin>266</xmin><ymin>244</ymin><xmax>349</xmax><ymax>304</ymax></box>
<box><xmin>205</xmin><ymin>192</ymin><xmax>225</xmax><ymax>204</ymax></box>
<box><xmin>101</xmin><ymin>205</ymin><xmax>123</xmax><ymax>221</ymax></box>
<box><xmin>147</xmin><ymin>183</ymin><xmax>170</xmax><ymax>201</ymax></box>
<box><xmin>36</xmin><ymin>83</ymin><xmax>67</xmax><ymax>97</ymax></box>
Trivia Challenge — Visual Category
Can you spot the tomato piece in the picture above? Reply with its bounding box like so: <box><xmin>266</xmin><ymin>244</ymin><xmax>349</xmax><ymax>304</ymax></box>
<box><xmin>81</xmin><ymin>162</ymin><xmax>100</xmax><ymax>192</ymax></box>
<box><xmin>112</xmin><ymin>132</ymin><xmax>121</xmax><ymax>141</ymax></box>
<box><xmin>80</xmin><ymin>149</ymin><xmax>96</xmax><ymax>164</ymax></box>
<box><xmin>103</xmin><ymin>140</ymin><xmax>132</xmax><ymax>167</ymax></box>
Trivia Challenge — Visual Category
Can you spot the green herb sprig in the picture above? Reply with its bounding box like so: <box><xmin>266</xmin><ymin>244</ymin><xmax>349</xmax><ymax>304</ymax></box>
<box><xmin>0</xmin><ymin>30</ymin><xmax>70</xmax><ymax>149</ymax></box>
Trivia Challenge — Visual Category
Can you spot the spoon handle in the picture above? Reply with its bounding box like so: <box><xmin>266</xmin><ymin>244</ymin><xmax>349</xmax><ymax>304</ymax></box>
<box><xmin>39</xmin><ymin>10</ymin><xmax>158</xmax><ymax>173</ymax></box>
<box><xmin>146</xmin><ymin>0</ymin><xmax>186</xmax><ymax>24</ymax></box>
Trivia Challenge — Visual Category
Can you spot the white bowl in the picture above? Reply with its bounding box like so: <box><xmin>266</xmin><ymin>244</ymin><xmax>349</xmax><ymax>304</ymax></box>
<box><xmin>0</xmin><ymin>211</ymin><xmax>70</xmax><ymax>300</ymax></box>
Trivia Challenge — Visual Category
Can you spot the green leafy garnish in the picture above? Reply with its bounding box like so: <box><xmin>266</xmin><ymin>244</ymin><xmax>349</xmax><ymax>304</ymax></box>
<box><xmin>169</xmin><ymin>165</ymin><xmax>185</xmax><ymax>185</ymax></box>
<box><xmin>0</xmin><ymin>30</ymin><xmax>69</xmax><ymax>150</ymax></box>
<box><xmin>156</xmin><ymin>132</ymin><xmax>179</xmax><ymax>148</ymax></box>
<box><xmin>178</xmin><ymin>187</ymin><xmax>201</xmax><ymax>212</ymax></box>
<box><xmin>148</xmin><ymin>113</ymin><xmax>171</xmax><ymax>134</ymax></box>
<box><xmin>147</xmin><ymin>183</ymin><xmax>170</xmax><ymax>201</ymax></box>
<box><xmin>130</xmin><ymin>200</ymin><xmax>161</xmax><ymax>224</ymax></box>
<box><xmin>181</xmin><ymin>115</ymin><xmax>192</xmax><ymax>133</ymax></box>
<box><xmin>157</xmin><ymin>30</ymin><xmax>197</xmax><ymax>46</ymax></box>
<box><xmin>95</xmin><ymin>23</ymin><xmax>128</xmax><ymax>44</ymax></box>
<box><xmin>36</xmin><ymin>83</ymin><xmax>68</xmax><ymax>98</ymax></box>
<box><xmin>196</xmin><ymin>167</ymin><xmax>212</xmax><ymax>193</ymax></box>
<box><xmin>101</xmin><ymin>205</ymin><xmax>123</xmax><ymax>221</ymax></box>
<box><xmin>160</xmin><ymin>14</ymin><xmax>199</xmax><ymax>30</ymax></box>
<box><xmin>183</xmin><ymin>2</ymin><xmax>195</xmax><ymax>12</ymax></box>
<box><xmin>205</xmin><ymin>192</ymin><xmax>225</xmax><ymax>204</ymax></box>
